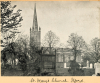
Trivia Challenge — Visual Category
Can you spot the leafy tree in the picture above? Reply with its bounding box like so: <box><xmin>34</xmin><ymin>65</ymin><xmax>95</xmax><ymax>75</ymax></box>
<box><xmin>67</xmin><ymin>33</ymin><xmax>86</xmax><ymax>61</ymax></box>
<box><xmin>15</xmin><ymin>34</ymin><xmax>30</xmax><ymax>72</ymax></box>
<box><xmin>1</xmin><ymin>42</ymin><xmax>18</xmax><ymax>67</ymax></box>
<box><xmin>1</xmin><ymin>34</ymin><xmax>30</xmax><ymax>75</ymax></box>
<box><xmin>16</xmin><ymin>34</ymin><xmax>41</xmax><ymax>75</ymax></box>
<box><xmin>42</xmin><ymin>30</ymin><xmax>59</xmax><ymax>53</ymax></box>
<box><xmin>1</xmin><ymin>1</ymin><xmax>23</xmax><ymax>47</ymax></box>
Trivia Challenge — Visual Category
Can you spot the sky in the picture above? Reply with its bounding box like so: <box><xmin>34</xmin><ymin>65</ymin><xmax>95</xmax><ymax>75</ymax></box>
<box><xmin>11</xmin><ymin>1</ymin><xmax>100</xmax><ymax>47</ymax></box>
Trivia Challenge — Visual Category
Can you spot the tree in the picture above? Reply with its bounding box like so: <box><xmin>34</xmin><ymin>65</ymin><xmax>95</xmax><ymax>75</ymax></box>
<box><xmin>1</xmin><ymin>42</ymin><xmax>18</xmax><ymax>67</ymax></box>
<box><xmin>16</xmin><ymin>34</ymin><xmax>41</xmax><ymax>75</ymax></box>
<box><xmin>15</xmin><ymin>34</ymin><xmax>30</xmax><ymax>56</ymax></box>
<box><xmin>42</xmin><ymin>30</ymin><xmax>59</xmax><ymax>53</ymax></box>
<box><xmin>67</xmin><ymin>33</ymin><xmax>86</xmax><ymax>61</ymax></box>
<box><xmin>1</xmin><ymin>34</ymin><xmax>30</xmax><ymax>71</ymax></box>
<box><xmin>68</xmin><ymin>60</ymin><xmax>84</xmax><ymax>76</ymax></box>
<box><xmin>1</xmin><ymin>1</ymin><xmax>23</xmax><ymax>47</ymax></box>
<box><xmin>5</xmin><ymin>34</ymin><xmax>30</xmax><ymax>73</ymax></box>
<box><xmin>90</xmin><ymin>37</ymin><xmax>100</xmax><ymax>62</ymax></box>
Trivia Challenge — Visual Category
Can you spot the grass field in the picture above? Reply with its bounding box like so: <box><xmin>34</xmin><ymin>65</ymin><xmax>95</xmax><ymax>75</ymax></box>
<box><xmin>1</xmin><ymin>67</ymin><xmax>95</xmax><ymax>76</ymax></box>
<box><xmin>56</xmin><ymin>68</ymin><xmax>95</xmax><ymax>76</ymax></box>
<box><xmin>1</xmin><ymin>68</ymin><xmax>23</xmax><ymax>76</ymax></box>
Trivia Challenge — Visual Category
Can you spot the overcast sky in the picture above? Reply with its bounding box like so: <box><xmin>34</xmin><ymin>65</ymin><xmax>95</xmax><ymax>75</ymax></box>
<box><xmin>11</xmin><ymin>1</ymin><xmax>100</xmax><ymax>47</ymax></box>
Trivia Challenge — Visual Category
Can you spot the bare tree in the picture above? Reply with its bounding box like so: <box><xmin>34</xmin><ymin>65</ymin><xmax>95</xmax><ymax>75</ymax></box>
<box><xmin>16</xmin><ymin>34</ymin><xmax>30</xmax><ymax>54</ymax></box>
<box><xmin>67</xmin><ymin>33</ymin><xmax>86</xmax><ymax>61</ymax></box>
<box><xmin>42</xmin><ymin>30</ymin><xmax>59</xmax><ymax>53</ymax></box>
<box><xmin>90</xmin><ymin>37</ymin><xmax>100</xmax><ymax>62</ymax></box>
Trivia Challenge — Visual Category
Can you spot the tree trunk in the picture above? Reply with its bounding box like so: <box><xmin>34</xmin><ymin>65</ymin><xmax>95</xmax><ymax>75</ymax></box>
<box><xmin>74</xmin><ymin>50</ymin><xmax>77</xmax><ymax>62</ymax></box>
<box><xmin>49</xmin><ymin>44</ymin><xmax>51</xmax><ymax>54</ymax></box>
<box><xmin>14</xmin><ymin>59</ymin><xmax>16</xmax><ymax>67</ymax></box>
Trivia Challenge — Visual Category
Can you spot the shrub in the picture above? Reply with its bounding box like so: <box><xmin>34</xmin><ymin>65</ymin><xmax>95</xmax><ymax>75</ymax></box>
<box><xmin>68</xmin><ymin>60</ymin><xmax>85</xmax><ymax>76</ymax></box>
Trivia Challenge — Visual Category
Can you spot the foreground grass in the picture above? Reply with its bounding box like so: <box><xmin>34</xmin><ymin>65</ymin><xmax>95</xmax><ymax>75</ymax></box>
<box><xmin>1</xmin><ymin>68</ymin><xmax>23</xmax><ymax>76</ymax></box>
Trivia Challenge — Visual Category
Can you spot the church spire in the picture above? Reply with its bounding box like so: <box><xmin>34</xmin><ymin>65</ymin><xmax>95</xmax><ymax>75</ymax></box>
<box><xmin>32</xmin><ymin>3</ymin><xmax>38</xmax><ymax>31</ymax></box>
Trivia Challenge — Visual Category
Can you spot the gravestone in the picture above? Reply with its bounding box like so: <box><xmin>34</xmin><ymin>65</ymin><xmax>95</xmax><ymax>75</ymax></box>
<box><xmin>79</xmin><ymin>63</ymin><xmax>81</xmax><ymax>68</ymax></box>
<box><xmin>87</xmin><ymin>60</ymin><xmax>89</xmax><ymax>68</ymax></box>
<box><xmin>94</xmin><ymin>62</ymin><xmax>100</xmax><ymax>75</ymax></box>
<box><xmin>94</xmin><ymin>63</ymin><xmax>96</xmax><ymax>68</ymax></box>
<box><xmin>15</xmin><ymin>59</ymin><xmax>18</xmax><ymax>65</ymax></box>
<box><xmin>90</xmin><ymin>63</ymin><xmax>93</xmax><ymax>69</ymax></box>
<box><xmin>92</xmin><ymin>59</ymin><xmax>100</xmax><ymax>76</ymax></box>
<box><xmin>64</xmin><ymin>63</ymin><xmax>66</xmax><ymax>68</ymax></box>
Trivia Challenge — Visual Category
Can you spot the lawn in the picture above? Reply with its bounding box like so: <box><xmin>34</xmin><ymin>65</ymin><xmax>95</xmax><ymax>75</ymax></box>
<box><xmin>1</xmin><ymin>68</ymin><xmax>23</xmax><ymax>76</ymax></box>
<box><xmin>1</xmin><ymin>66</ymin><xmax>95</xmax><ymax>76</ymax></box>
<box><xmin>56</xmin><ymin>68</ymin><xmax>95</xmax><ymax>76</ymax></box>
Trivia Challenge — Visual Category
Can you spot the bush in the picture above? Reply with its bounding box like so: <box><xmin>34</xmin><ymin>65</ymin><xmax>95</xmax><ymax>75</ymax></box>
<box><xmin>68</xmin><ymin>60</ymin><xmax>85</xmax><ymax>76</ymax></box>
<box><xmin>26</xmin><ymin>59</ymin><xmax>41</xmax><ymax>76</ymax></box>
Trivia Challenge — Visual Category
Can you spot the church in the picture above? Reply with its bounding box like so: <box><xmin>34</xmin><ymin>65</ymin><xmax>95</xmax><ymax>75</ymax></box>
<box><xmin>30</xmin><ymin>4</ymin><xmax>83</xmax><ymax>70</ymax></box>
<box><xmin>30</xmin><ymin>3</ymin><xmax>41</xmax><ymax>49</ymax></box>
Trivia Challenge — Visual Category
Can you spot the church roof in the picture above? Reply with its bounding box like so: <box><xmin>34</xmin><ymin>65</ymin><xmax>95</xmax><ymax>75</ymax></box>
<box><xmin>41</xmin><ymin>47</ymin><xmax>56</xmax><ymax>55</ymax></box>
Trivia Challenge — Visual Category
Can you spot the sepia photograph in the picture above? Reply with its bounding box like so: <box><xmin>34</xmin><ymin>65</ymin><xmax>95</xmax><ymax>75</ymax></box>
<box><xmin>1</xmin><ymin>1</ymin><xmax>100</xmax><ymax>76</ymax></box>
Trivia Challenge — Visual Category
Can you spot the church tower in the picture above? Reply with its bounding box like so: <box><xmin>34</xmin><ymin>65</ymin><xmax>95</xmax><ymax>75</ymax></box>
<box><xmin>30</xmin><ymin>3</ymin><xmax>41</xmax><ymax>49</ymax></box>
